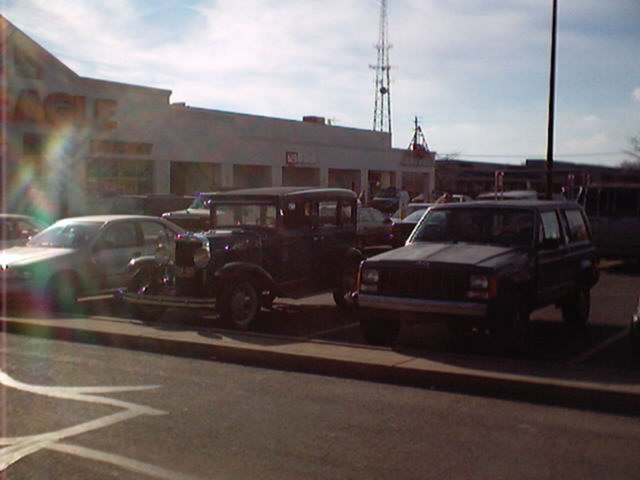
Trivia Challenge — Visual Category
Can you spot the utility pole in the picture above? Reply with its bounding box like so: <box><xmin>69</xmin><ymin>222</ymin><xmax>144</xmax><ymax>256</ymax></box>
<box><xmin>370</xmin><ymin>0</ymin><xmax>392</xmax><ymax>134</ymax></box>
<box><xmin>546</xmin><ymin>0</ymin><xmax>558</xmax><ymax>200</ymax></box>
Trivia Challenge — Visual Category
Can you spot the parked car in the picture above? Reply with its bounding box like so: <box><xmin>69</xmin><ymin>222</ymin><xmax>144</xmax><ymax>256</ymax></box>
<box><xmin>110</xmin><ymin>194</ymin><xmax>195</xmax><ymax>217</ymax></box>
<box><xmin>0</xmin><ymin>215</ymin><xmax>184</xmax><ymax>312</ymax></box>
<box><xmin>370</xmin><ymin>187</ymin><xmax>404</xmax><ymax>215</ymax></box>
<box><xmin>355</xmin><ymin>200</ymin><xmax>599</xmax><ymax>350</ymax></box>
<box><xmin>357</xmin><ymin>206</ymin><xmax>392</xmax><ymax>250</ymax></box>
<box><xmin>389</xmin><ymin>208</ymin><xmax>430</xmax><ymax>248</ymax></box>
<box><xmin>161</xmin><ymin>191</ymin><xmax>220</xmax><ymax>231</ymax></box>
<box><xmin>0</xmin><ymin>214</ymin><xmax>47</xmax><ymax>249</ymax></box>
<box><xmin>117</xmin><ymin>187</ymin><xmax>364</xmax><ymax>329</ymax></box>
<box><xmin>582</xmin><ymin>183</ymin><xmax>640</xmax><ymax>260</ymax></box>
<box><xmin>476</xmin><ymin>190</ymin><xmax>538</xmax><ymax>200</ymax></box>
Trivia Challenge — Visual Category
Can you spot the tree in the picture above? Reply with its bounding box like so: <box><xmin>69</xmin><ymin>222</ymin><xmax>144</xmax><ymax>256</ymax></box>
<box><xmin>622</xmin><ymin>132</ymin><xmax>640</xmax><ymax>168</ymax></box>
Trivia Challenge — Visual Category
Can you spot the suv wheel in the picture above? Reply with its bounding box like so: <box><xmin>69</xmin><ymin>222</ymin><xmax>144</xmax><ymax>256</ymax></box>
<box><xmin>359</xmin><ymin>313</ymin><xmax>401</xmax><ymax>346</ymax></box>
<box><xmin>561</xmin><ymin>288</ymin><xmax>590</xmax><ymax>329</ymax></box>
<box><xmin>125</xmin><ymin>269</ymin><xmax>166</xmax><ymax>322</ymax></box>
<box><xmin>222</xmin><ymin>279</ymin><xmax>260</xmax><ymax>329</ymax></box>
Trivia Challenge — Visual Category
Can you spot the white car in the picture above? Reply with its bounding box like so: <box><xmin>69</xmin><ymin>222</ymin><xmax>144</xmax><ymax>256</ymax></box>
<box><xmin>0</xmin><ymin>214</ymin><xmax>47</xmax><ymax>249</ymax></box>
<box><xmin>0</xmin><ymin>215</ymin><xmax>184</xmax><ymax>313</ymax></box>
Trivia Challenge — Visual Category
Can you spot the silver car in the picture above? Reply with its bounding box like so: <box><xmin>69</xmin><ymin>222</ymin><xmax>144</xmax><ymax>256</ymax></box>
<box><xmin>0</xmin><ymin>215</ymin><xmax>184</xmax><ymax>313</ymax></box>
<box><xmin>0</xmin><ymin>214</ymin><xmax>47</xmax><ymax>249</ymax></box>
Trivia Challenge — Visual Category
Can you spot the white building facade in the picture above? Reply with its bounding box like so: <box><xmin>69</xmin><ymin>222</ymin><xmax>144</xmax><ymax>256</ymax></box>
<box><xmin>1</xmin><ymin>16</ymin><xmax>434</xmax><ymax>219</ymax></box>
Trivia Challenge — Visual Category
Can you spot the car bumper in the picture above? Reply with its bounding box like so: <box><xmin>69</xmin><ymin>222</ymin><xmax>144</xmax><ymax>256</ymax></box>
<box><xmin>115</xmin><ymin>290</ymin><xmax>218</xmax><ymax>310</ymax></box>
<box><xmin>356</xmin><ymin>293</ymin><xmax>487</xmax><ymax>317</ymax></box>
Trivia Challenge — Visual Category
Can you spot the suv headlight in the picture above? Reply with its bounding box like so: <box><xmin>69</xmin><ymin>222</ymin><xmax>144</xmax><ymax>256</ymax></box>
<box><xmin>467</xmin><ymin>274</ymin><xmax>496</xmax><ymax>299</ymax></box>
<box><xmin>193</xmin><ymin>246</ymin><xmax>211</xmax><ymax>268</ymax></box>
<box><xmin>359</xmin><ymin>268</ymin><xmax>379</xmax><ymax>293</ymax></box>
<box><xmin>469</xmin><ymin>274</ymin><xmax>489</xmax><ymax>290</ymax></box>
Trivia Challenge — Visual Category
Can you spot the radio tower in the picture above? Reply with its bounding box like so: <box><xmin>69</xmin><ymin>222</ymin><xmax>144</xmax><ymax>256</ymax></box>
<box><xmin>370</xmin><ymin>0</ymin><xmax>392</xmax><ymax>134</ymax></box>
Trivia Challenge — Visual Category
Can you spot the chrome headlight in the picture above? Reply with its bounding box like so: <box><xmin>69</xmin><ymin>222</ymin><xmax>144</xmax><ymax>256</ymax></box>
<box><xmin>0</xmin><ymin>266</ymin><xmax>33</xmax><ymax>281</ymax></box>
<box><xmin>193</xmin><ymin>246</ymin><xmax>211</xmax><ymax>268</ymax></box>
<box><xmin>155</xmin><ymin>244</ymin><xmax>172</xmax><ymax>266</ymax></box>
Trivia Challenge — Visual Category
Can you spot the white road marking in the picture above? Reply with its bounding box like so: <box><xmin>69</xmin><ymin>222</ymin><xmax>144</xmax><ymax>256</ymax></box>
<box><xmin>0</xmin><ymin>370</ymin><xmax>206</xmax><ymax>479</ymax></box>
<box><xmin>49</xmin><ymin>443</ymin><xmax>205</xmax><ymax>480</ymax></box>
<box><xmin>566</xmin><ymin>327</ymin><xmax>630</xmax><ymax>365</ymax></box>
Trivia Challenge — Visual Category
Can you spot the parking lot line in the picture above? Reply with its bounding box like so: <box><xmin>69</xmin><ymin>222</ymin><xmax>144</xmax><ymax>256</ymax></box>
<box><xmin>304</xmin><ymin>322</ymin><xmax>360</xmax><ymax>340</ymax></box>
<box><xmin>566</xmin><ymin>327</ymin><xmax>630</xmax><ymax>365</ymax></box>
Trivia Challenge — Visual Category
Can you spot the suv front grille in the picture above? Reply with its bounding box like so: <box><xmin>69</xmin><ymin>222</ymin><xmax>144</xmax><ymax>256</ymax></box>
<box><xmin>379</xmin><ymin>268</ymin><xmax>468</xmax><ymax>301</ymax></box>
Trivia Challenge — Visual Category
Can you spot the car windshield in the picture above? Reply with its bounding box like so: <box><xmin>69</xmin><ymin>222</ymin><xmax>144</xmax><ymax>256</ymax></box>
<box><xmin>27</xmin><ymin>222</ymin><xmax>102</xmax><ymax>248</ymax></box>
<box><xmin>375</xmin><ymin>187</ymin><xmax>397</xmax><ymax>198</ymax></box>
<box><xmin>402</xmin><ymin>208</ymin><xmax>428</xmax><ymax>223</ymax></box>
<box><xmin>188</xmin><ymin>195</ymin><xmax>214</xmax><ymax>209</ymax></box>
<box><xmin>211</xmin><ymin>203</ymin><xmax>277</xmax><ymax>228</ymax></box>
<box><xmin>411</xmin><ymin>207</ymin><xmax>534</xmax><ymax>246</ymax></box>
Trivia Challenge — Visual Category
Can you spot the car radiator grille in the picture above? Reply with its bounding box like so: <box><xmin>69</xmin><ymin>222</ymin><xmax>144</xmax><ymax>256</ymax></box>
<box><xmin>175</xmin><ymin>239</ymin><xmax>207</xmax><ymax>297</ymax></box>
<box><xmin>379</xmin><ymin>269</ymin><xmax>468</xmax><ymax>301</ymax></box>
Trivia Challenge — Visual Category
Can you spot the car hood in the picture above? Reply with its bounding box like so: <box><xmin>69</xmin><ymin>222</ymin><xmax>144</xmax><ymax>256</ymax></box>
<box><xmin>0</xmin><ymin>246</ymin><xmax>75</xmax><ymax>267</ymax></box>
<box><xmin>163</xmin><ymin>208</ymin><xmax>208</xmax><ymax>218</ymax></box>
<box><xmin>367</xmin><ymin>241</ymin><xmax>526</xmax><ymax>269</ymax></box>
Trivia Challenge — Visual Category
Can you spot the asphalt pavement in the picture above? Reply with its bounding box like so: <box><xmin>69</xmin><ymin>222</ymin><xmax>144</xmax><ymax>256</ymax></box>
<box><xmin>3</xmin><ymin>301</ymin><xmax>640</xmax><ymax>416</ymax></box>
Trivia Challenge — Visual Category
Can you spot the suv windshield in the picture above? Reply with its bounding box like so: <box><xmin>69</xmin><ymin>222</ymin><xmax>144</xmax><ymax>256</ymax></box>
<box><xmin>211</xmin><ymin>203</ymin><xmax>277</xmax><ymax>228</ymax></box>
<box><xmin>411</xmin><ymin>207</ymin><xmax>534</xmax><ymax>246</ymax></box>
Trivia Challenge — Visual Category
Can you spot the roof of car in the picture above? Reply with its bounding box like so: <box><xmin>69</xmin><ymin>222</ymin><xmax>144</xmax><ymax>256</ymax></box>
<box><xmin>203</xmin><ymin>186</ymin><xmax>357</xmax><ymax>201</ymax></box>
<box><xmin>54</xmin><ymin>214</ymin><xmax>184</xmax><ymax>224</ymax></box>
<box><xmin>431</xmin><ymin>199</ymin><xmax>581</xmax><ymax>210</ymax></box>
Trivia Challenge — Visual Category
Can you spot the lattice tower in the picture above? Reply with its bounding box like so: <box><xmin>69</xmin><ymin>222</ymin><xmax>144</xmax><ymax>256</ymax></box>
<box><xmin>370</xmin><ymin>0</ymin><xmax>392</xmax><ymax>134</ymax></box>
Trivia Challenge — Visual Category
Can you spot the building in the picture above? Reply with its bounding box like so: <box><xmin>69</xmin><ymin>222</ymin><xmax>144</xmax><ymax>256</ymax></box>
<box><xmin>0</xmin><ymin>16</ymin><xmax>434</xmax><ymax>219</ymax></box>
<box><xmin>435</xmin><ymin>158</ymin><xmax>640</xmax><ymax>199</ymax></box>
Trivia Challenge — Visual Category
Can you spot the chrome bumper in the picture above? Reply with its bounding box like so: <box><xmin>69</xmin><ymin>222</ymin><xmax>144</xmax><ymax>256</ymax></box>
<box><xmin>116</xmin><ymin>290</ymin><xmax>217</xmax><ymax>310</ymax></box>
<box><xmin>356</xmin><ymin>294</ymin><xmax>487</xmax><ymax>317</ymax></box>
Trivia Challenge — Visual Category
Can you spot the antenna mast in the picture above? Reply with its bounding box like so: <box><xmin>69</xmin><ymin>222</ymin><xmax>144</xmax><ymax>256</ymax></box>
<box><xmin>370</xmin><ymin>0</ymin><xmax>392</xmax><ymax>134</ymax></box>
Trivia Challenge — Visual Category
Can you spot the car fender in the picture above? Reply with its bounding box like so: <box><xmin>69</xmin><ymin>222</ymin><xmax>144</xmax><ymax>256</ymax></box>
<box><xmin>127</xmin><ymin>255</ymin><xmax>163</xmax><ymax>274</ymax></box>
<box><xmin>214</xmin><ymin>262</ymin><xmax>275</xmax><ymax>292</ymax></box>
<box><xmin>579</xmin><ymin>258</ymin><xmax>599</xmax><ymax>287</ymax></box>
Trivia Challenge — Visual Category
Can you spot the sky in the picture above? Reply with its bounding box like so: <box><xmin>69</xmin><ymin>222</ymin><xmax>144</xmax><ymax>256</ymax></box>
<box><xmin>3</xmin><ymin>0</ymin><xmax>640</xmax><ymax>166</ymax></box>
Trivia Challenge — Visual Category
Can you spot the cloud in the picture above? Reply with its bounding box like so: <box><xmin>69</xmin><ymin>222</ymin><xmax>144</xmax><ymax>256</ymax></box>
<box><xmin>4</xmin><ymin>0</ymin><xmax>637</xmax><ymax>166</ymax></box>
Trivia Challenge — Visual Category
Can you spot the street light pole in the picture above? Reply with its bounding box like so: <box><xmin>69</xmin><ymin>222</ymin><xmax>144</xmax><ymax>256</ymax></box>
<box><xmin>546</xmin><ymin>0</ymin><xmax>558</xmax><ymax>200</ymax></box>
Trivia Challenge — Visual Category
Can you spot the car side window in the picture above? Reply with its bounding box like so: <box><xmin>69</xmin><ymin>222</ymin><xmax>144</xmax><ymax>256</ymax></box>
<box><xmin>563</xmin><ymin>209</ymin><xmax>589</xmax><ymax>243</ymax></box>
<box><xmin>282</xmin><ymin>201</ymin><xmax>313</xmax><ymax>231</ymax></box>
<box><xmin>140</xmin><ymin>221</ymin><xmax>174</xmax><ymax>248</ymax></box>
<box><xmin>318</xmin><ymin>201</ymin><xmax>338</xmax><ymax>227</ymax></box>
<box><xmin>369</xmin><ymin>208</ymin><xmax>385</xmax><ymax>223</ymax></box>
<box><xmin>101</xmin><ymin>222</ymin><xmax>139</xmax><ymax>249</ymax></box>
<box><xmin>340</xmin><ymin>203</ymin><xmax>354</xmax><ymax>226</ymax></box>
<box><xmin>540</xmin><ymin>211</ymin><xmax>562</xmax><ymax>243</ymax></box>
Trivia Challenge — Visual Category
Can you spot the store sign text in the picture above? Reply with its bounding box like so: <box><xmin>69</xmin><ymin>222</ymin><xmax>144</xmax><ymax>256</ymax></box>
<box><xmin>12</xmin><ymin>89</ymin><xmax>118</xmax><ymax>130</ymax></box>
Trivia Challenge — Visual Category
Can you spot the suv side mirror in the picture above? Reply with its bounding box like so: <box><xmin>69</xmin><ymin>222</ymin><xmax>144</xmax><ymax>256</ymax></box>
<box><xmin>539</xmin><ymin>237</ymin><xmax>561</xmax><ymax>250</ymax></box>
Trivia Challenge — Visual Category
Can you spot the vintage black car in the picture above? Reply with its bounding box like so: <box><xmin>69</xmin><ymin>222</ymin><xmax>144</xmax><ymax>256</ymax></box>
<box><xmin>116</xmin><ymin>187</ymin><xmax>363</xmax><ymax>328</ymax></box>
<box><xmin>355</xmin><ymin>200</ymin><xmax>600</xmax><ymax>350</ymax></box>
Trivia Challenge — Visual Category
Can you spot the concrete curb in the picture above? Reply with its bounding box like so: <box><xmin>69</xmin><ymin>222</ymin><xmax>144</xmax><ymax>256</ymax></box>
<box><xmin>5</xmin><ymin>315</ymin><xmax>640</xmax><ymax>415</ymax></box>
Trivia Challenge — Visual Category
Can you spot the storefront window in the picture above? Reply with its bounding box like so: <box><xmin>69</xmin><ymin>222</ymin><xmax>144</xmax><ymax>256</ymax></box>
<box><xmin>86</xmin><ymin>157</ymin><xmax>153</xmax><ymax>194</ymax></box>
